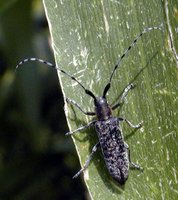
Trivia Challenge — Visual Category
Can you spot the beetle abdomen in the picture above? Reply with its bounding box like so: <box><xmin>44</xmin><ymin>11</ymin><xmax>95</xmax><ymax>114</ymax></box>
<box><xmin>95</xmin><ymin>117</ymin><xmax>129</xmax><ymax>184</ymax></box>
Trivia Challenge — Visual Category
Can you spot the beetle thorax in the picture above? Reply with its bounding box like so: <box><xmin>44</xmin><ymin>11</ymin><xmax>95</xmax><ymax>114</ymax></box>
<box><xmin>94</xmin><ymin>97</ymin><xmax>112</xmax><ymax>121</ymax></box>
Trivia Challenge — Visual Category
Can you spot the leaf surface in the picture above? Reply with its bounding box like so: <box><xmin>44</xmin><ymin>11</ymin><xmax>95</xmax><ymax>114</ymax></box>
<box><xmin>43</xmin><ymin>0</ymin><xmax>178</xmax><ymax>199</ymax></box>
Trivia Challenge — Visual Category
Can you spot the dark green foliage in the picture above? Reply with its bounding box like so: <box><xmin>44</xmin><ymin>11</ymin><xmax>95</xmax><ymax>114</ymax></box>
<box><xmin>0</xmin><ymin>0</ymin><xmax>87</xmax><ymax>199</ymax></box>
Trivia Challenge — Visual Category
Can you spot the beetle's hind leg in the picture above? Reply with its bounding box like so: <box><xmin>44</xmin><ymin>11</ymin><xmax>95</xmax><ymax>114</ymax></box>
<box><xmin>125</xmin><ymin>142</ymin><xmax>143</xmax><ymax>171</ymax></box>
<box><xmin>73</xmin><ymin>142</ymin><xmax>100</xmax><ymax>179</ymax></box>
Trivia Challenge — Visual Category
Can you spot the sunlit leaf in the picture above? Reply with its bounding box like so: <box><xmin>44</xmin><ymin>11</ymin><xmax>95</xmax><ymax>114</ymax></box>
<box><xmin>43</xmin><ymin>0</ymin><xmax>178</xmax><ymax>199</ymax></box>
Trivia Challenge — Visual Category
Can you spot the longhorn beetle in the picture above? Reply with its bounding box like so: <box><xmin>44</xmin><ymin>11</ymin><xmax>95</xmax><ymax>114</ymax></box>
<box><xmin>16</xmin><ymin>25</ymin><xmax>163</xmax><ymax>184</ymax></box>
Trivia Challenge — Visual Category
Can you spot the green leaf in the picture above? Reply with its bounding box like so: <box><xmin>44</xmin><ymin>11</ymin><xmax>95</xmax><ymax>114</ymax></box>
<box><xmin>43</xmin><ymin>0</ymin><xmax>178</xmax><ymax>199</ymax></box>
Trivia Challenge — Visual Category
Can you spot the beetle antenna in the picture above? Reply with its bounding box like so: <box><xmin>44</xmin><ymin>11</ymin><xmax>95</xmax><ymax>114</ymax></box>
<box><xmin>103</xmin><ymin>24</ymin><xmax>163</xmax><ymax>97</ymax></box>
<box><xmin>16</xmin><ymin>58</ymin><xmax>96</xmax><ymax>100</ymax></box>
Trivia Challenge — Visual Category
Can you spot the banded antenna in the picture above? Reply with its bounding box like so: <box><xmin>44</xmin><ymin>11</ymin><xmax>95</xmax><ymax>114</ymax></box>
<box><xmin>102</xmin><ymin>24</ymin><xmax>163</xmax><ymax>98</ymax></box>
<box><xmin>16</xmin><ymin>58</ymin><xmax>96</xmax><ymax>100</ymax></box>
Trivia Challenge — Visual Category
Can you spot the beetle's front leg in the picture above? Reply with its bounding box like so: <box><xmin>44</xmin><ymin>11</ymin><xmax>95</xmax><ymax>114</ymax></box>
<box><xmin>66</xmin><ymin>98</ymin><xmax>95</xmax><ymax>116</ymax></box>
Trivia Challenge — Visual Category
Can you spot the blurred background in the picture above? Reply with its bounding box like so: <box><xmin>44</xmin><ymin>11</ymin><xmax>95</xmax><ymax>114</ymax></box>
<box><xmin>0</xmin><ymin>0</ymin><xmax>88</xmax><ymax>199</ymax></box>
